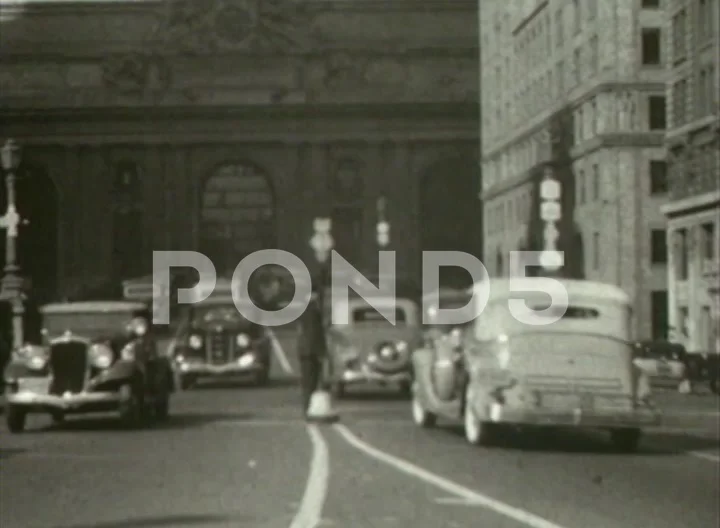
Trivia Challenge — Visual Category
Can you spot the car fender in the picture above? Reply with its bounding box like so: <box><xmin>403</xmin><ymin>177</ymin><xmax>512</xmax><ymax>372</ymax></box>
<box><xmin>96</xmin><ymin>360</ymin><xmax>142</xmax><ymax>386</ymax></box>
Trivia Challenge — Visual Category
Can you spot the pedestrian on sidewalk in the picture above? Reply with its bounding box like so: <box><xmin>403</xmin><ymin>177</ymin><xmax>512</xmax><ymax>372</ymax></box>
<box><xmin>295</xmin><ymin>279</ymin><xmax>327</xmax><ymax>419</ymax></box>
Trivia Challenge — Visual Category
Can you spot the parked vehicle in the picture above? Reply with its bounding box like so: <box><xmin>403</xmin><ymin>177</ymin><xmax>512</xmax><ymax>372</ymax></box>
<box><xmin>411</xmin><ymin>278</ymin><xmax>660</xmax><ymax>452</ymax></box>
<box><xmin>633</xmin><ymin>340</ymin><xmax>688</xmax><ymax>389</ymax></box>
<box><xmin>170</xmin><ymin>278</ymin><xmax>272</xmax><ymax>388</ymax></box>
<box><xmin>3</xmin><ymin>301</ymin><xmax>173</xmax><ymax>432</ymax></box>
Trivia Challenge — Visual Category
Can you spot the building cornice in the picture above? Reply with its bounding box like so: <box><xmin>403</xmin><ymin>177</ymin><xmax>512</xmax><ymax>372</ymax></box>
<box><xmin>661</xmin><ymin>191</ymin><xmax>720</xmax><ymax>217</ymax></box>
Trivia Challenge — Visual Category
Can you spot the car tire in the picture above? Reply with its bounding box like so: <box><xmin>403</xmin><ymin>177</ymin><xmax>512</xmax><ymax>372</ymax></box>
<box><xmin>610</xmin><ymin>428</ymin><xmax>641</xmax><ymax>453</ymax></box>
<box><xmin>118</xmin><ymin>383</ymin><xmax>144</xmax><ymax>428</ymax></box>
<box><xmin>411</xmin><ymin>392</ymin><xmax>436</xmax><ymax>428</ymax></box>
<box><xmin>330</xmin><ymin>381</ymin><xmax>345</xmax><ymax>399</ymax></box>
<box><xmin>254</xmin><ymin>367</ymin><xmax>270</xmax><ymax>387</ymax></box>
<box><xmin>50</xmin><ymin>411</ymin><xmax>65</xmax><ymax>425</ymax></box>
<box><xmin>463</xmin><ymin>388</ymin><xmax>494</xmax><ymax>446</ymax></box>
<box><xmin>6</xmin><ymin>405</ymin><xmax>26</xmax><ymax>433</ymax></box>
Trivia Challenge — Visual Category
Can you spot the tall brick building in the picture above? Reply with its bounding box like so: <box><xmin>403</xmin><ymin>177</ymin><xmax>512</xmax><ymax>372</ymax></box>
<box><xmin>0</xmin><ymin>0</ymin><xmax>480</xmax><ymax>303</ymax></box>
<box><xmin>663</xmin><ymin>0</ymin><xmax>719</xmax><ymax>355</ymax></box>
<box><xmin>480</xmin><ymin>0</ymin><xmax>670</xmax><ymax>339</ymax></box>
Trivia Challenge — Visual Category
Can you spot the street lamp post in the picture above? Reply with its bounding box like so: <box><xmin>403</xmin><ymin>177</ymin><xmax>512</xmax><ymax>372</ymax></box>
<box><xmin>538</xmin><ymin>165</ymin><xmax>563</xmax><ymax>274</ymax></box>
<box><xmin>0</xmin><ymin>139</ymin><xmax>26</xmax><ymax>350</ymax></box>
<box><xmin>376</xmin><ymin>196</ymin><xmax>390</xmax><ymax>248</ymax></box>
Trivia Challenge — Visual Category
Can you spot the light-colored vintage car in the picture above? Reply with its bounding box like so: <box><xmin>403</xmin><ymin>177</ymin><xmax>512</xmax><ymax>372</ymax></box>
<box><xmin>411</xmin><ymin>278</ymin><xmax>660</xmax><ymax>452</ymax></box>
<box><xmin>422</xmin><ymin>287</ymin><xmax>473</xmax><ymax>344</ymax></box>
<box><xmin>326</xmin><ymin>294</ymin><xmax>422</xmax><ymax>397</ymax></box>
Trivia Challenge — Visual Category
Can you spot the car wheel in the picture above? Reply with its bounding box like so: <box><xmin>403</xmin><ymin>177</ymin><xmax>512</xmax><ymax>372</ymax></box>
<box><xmin>330</xmin><ymin>381</ymin><xmax>345</xmax><ymax>399</ymax></box>
<box><xmin>463</xmin><ymin>388</ymin><xmax>493</xmax><ymax>446</ymax></box>
<box><xmin>411</xmin><ymin>392</ymin><xmax>436</xmax><ymax>428</ymax></box>
<box><xmin>6</xmin><ymin>405</ymin><xmax>26</xmax><ymax>433</ymax></box>
<box><xmin>254</xmin><ymin>367</ymin><xmax>270</xmax><ymax>387</ymax></box>
<box><xmin>118</xmin><ymin>383</ymin><xmax>144</xmax><ymax>428</ymax></box>
<box><xmin>610</xmin><ymin>428</ymin><xmax>641</xmax><ymax>453</ymax></box>
<box><xmin>50</xmin><ymin>411</ymin><xmax>65</xmax><ymax>425</ymax></box>
<box><xmin>180</xmin><ymin>376</ymin><xmax>195</xmax><ymax>391</ymax></box>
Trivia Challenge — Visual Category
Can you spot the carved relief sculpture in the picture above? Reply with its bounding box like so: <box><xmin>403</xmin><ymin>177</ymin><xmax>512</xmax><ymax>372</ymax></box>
<box><xmin>154</xmin><ymin>0</ymin><xmax>311</xmax><ymax>54</ymax></box>
<box><xmin>102</xmin><ymin>53</ymin><xmax>171</xmax><ymax>96</ymax></box>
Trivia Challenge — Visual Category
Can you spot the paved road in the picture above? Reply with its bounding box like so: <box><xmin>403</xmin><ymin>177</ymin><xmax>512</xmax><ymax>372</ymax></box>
<box><xmin>2</xmin><ymin>332</ymin><xmax>718</xmax><ymax>528</ymax></box>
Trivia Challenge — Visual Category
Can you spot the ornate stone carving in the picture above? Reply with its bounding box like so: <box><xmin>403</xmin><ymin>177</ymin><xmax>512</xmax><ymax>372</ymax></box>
<box><xmin>101</xmin><ymin>53</ymin><xmax>171</xmax><ymax>95</ymax></box>
<box><xmin>154</xmin><ymin>0</ymin><xmax>311</xmax><ymax>54</ymax></box>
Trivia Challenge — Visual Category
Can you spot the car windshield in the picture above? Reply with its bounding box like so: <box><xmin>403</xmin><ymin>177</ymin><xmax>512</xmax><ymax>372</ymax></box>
<box><xmin>42</xmin><ymin>311</ymin><xmax>137</xmax><ymax>338</ymax></box>
<box><xmin>351</xmin><ymin>306</ymin><xmax>407</xmax><ymax>325</ymax></box>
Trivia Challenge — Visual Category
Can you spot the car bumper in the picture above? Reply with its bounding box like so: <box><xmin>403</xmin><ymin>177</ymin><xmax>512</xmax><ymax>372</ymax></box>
<box><xmin>5</xmin><ymin>390</ymin><xmax>123</xmax><ymax>413</ymax></box>
<box><xmin>175</xmin><ymin>361</ymin><xmax>265</xmax><ymax>377</ymax></box>
<box><xmin>340</xmin><ymin>365</ymin><xmax>411</xmax><ymax>384</ymax></box>
<box><xmin>478</xmin><ymin>403</ymin><xmax>661</xmax><ymax>428</ymax></box>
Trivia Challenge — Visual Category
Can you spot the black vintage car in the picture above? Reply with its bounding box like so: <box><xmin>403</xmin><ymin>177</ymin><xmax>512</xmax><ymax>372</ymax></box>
<box><xmin>171</xmin><ymin>293</ymin><xmax>272</xmax><ymax>389</ymax></box>
<box><xmin>3</xmin><ymin>301</ymin><xmax>174</xmax><ymax>433</ymax></box>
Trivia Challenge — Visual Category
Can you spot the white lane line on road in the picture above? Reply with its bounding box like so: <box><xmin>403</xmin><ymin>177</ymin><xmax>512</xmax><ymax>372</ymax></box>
<box><xmin>333</xmin><ymin>424</ymin><xmax>569</xmax><ymax>528</ymax></box>
<box><xmin>289</xmin><ymin>425</ymin><xmax>330</xmax><ymax>528</ymax></box>
<box><xmin>688</xmin><ymin>451</ymin><xmax>720</xmax><ymax>462</ymax></box>
<box><xmin>269</xmin><ymin>329</ymin><xmax>294</xmax><ymax>375</ymax></box>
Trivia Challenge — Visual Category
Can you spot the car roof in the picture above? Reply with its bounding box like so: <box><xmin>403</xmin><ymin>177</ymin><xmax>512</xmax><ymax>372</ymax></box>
<box><xmin>41</xmin><ymin>301</ymin><xmax>148</xmax><ymax>314</ymax></box>
<box><xmin>473</xmin><ymin>278</ymin><xmax>630</xmax><ymax>304</ymax></box>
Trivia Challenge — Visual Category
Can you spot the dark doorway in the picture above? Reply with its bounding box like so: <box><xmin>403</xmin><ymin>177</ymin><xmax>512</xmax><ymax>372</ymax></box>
<box><xmin>0</xmin><ymin>164</ymin><xmax>59</xmax><ymax>303</ymax></box>
<box><xmin>199</xmin><ymin>163</ymin><xmax>276</xmax><ymax>276</ymax></box>
<box><xmin>651</xmin><ymin>289</ymin><xmax>669</xmax><ymax>339</ymax></box>
<box><xmin>419</xmin><ymin>157</ymin><xmax>479</xmax><ymax>288</ymax></box>
<box><xmin>112</xmin><ymin>161</ymin><xmax>144</xmax><ymax>282</ymax></box>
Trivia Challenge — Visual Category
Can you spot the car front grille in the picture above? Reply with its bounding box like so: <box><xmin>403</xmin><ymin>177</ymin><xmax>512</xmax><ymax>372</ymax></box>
<box><xmin>49</xmin><ymin>342</ymin><xmax>88</xmax><ymax>395</ymax></box>
<box><xmin>206</xmin><ymin>332</ymin><xmax>234</xmax><ymax>365</ymax></box>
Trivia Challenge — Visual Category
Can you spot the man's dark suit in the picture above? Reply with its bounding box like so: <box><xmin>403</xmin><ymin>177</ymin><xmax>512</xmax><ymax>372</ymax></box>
<box><xmin>295</xmin><ymin>296</ymin><xmax>327</xmax><ymax>414</ymax></box>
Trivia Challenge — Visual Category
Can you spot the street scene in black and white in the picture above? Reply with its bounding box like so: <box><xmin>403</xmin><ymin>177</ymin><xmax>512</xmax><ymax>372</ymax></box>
<box><xmin>1</xmin><ymin>1</ymin><xmax>718</xmax><ymax>527</ymax></box>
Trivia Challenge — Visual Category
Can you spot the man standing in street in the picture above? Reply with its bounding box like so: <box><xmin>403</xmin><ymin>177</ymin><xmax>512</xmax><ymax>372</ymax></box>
<box><xmin>295</xmin><ymin>279</ymin><xmax>327</xmax><ymax>418</ymax></box>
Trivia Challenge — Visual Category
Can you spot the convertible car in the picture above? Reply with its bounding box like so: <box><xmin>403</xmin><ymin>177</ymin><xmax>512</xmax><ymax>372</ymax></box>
<box><xmin>3</xmin><ymin>301</ymin><xmax>174</xmax><ymax>432</ymax></box>
<box><xmin>170</xmin><ymin>278</ymin><xmax>272</xmax><ymax>388</ymax></box>
<box><xmin>411</xmin><ymin>279</ymin><xmax>660</xmax><ymax>452</ymax></box>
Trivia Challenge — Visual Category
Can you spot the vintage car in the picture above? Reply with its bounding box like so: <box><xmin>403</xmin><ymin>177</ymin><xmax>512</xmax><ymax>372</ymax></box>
<box><xmin>170</xmin><ymin>278</ymin><xmax>272</xmax><ymax>388</ymax></box>
<box><xmin>3</xmin><ymin>301</ymin><xmax>174</xmax><ymax>433</ymax></box>
<box><xmin>411</xmin><ymin>278</ymin><xmax>660</xmax><ymax>452</ymax></box>
<box><xmin>422</xmin><ymin>288</ymin><xmax>473</xmax><ymax>342</ymax></box>
<box><xmin>633</xmin><ymin>340</ymin><xmax>689</xmax><ymax>390</ymax></box>
<box><xmin>326</xmin><ymin>292</ymin><xmax>422</xmax><ymax>397</ymax></box>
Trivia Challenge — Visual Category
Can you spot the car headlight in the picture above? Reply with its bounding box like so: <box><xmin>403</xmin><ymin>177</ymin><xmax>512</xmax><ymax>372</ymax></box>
<box><xmin>120</xmin><ymin>342</ymin><xmax>136</xmax><ymax>361</ymax></box>
<box><xmin>188</xmin><ymin>335</ymin><xmax>203</xmax><ymax>349</ymax></box>
<box><xmin>16</xmin><ymin>344</ymin><xmax>48</xmax><ymax>370</ymax></box>
<box><xmin>238</xmin><ymin>353</ymin><xmax>255</xmax><ymax>368</ymax></box>
<box><xmin>236</xmin><ymin>333</ymin><xmax>250</xmax><ymax>347</ymax></box>
<box><xmin>395</xmin><ymin>340</ymin><xmax>408</xmax><ymax>352</ymax></box>
<box><xmin>90</xmin><ymin>343</ymin><xmax>113</xmax><ymax>369</ymax></box>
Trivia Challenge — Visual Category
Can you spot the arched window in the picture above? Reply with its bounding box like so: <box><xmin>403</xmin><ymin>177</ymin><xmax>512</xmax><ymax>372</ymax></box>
<box><xmin>199</xmin><ymin>162</ymin><xmax>275</xmax><ymax>275</ymax></box>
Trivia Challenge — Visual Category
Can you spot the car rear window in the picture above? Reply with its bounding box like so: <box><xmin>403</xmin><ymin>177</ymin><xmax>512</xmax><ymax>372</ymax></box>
<box><xmin>525</xmin><ymin>305</ymin><xmax>600</xmax><ymax>319</ymax></box>
<box><xmin>352</xmin><ymin>307</ymin><xmax>407</xmax><ymax>324</ymax></box>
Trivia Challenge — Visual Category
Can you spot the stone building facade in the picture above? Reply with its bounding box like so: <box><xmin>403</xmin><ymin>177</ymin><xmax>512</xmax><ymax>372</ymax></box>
<box><xmin>663</xmin><ymin>0</ymin><xmax>719</xmax><ymax>354</ymax></box>
<box><xmin>0</xmin><ymin>0</ymin><xmax>480</xmax><ymax>302</ymax></box>
<box><xmin>480</xmin><ymin>0</ymin><xmax>670</xmax><ymax>340</ymax></box>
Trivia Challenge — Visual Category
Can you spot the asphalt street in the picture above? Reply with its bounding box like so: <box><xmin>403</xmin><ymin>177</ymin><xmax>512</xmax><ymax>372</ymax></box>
<box><xmin>1</xmin><ymin>331</ymin><xmax>718</xmax><ymax>528</ymax></box>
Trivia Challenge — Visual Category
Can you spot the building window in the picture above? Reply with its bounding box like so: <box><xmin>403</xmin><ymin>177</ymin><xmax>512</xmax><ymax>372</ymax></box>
<box><xmin>572</xmin><ymin>0</ymin><xmax>581</xmax><ymax>34</ymax></box>
<box><xmin>641</xmin><ymin>28</ymin><xmax>661</xmax><ymax>65</ymax></box>
<box><xmin>642</xmin><ymin>0</ymin><xmax>660</xmax><ymax>6</ymax></box>
<box><xmin>555</xmin><ymin>8</ymin><xmax>563</xmax><ymax>47</ymax></box>
<box><xmin>589</xmin><ymin>35</ymin><xmax>599</xmax><ymax>73</ymax></box>
<box><xmin>577</xmin><ymin>169</ymin><xmax>585</xmax><ymax>203</ymax></box>
<box><xmin>672</xmin><ymin>10</ymin><xmax>687</xmax><ymax>62</ymax></box>
<box><xmin>649</xmin><ymin>160</ymin><xmax>668</xmax><ymax>194</ymax></box>
<box><xmin>702</xmin><ymin>223</ymin><xmax>716</xmax><ymax>260</ymax></box>
<box><xmin>593</xmin><ymin>232</ymin><xmax>600</xmax><ymax>269</ymax></box>
<box><xmin>556</xmin><ymin>59</ymin><xmax>564</xmax><ymax>94</ymax></box>
<box><xmin>648</xmin><ymin>96</ymin><xmax>666</xmax><ymax>129</ymax></box>
<box><xmin>573</xmin><ymin>47</ymin><xmax>581</xmax><ymax>85</ymax></box>
<box><xmin>651</xmin><ymin>290</ymin><xmax>668</xmax><ymax>340</ymax></box>
<box><xmin>651</xmin><ymin>229</ymin><xmax>667</xmax><ymax>263</ymax></box>
<box><xmin>672</xmin><ymin>79</ymin><xmax>688</xmax><ymax>126</ymax></box>
<box><xmin>698</xmin><ymin>0</ymin><xmax>713</xmax><ymax>44</ymax></box>
<box><xmin>676</xmin><ymin>228</ymin><xmax>689</xmax><ymax>280</ymax></box>
<box><xmin>591</xmin><ymin>164</ymin><xmax>600</xmax><ymax>200</ymax></box>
